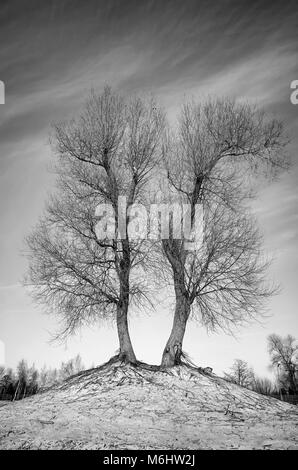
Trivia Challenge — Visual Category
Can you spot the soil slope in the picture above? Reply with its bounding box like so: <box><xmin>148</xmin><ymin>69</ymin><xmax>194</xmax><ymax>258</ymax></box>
<box><xmin>0</xmin><ymin>360</ymin><xmax>297</xmax><ymax>450</ymax></box>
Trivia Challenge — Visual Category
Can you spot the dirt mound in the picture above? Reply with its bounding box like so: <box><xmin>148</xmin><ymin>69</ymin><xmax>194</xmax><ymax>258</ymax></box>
<box><xmin>0</xmin><ymin>360</ymin><xmax>297</xmax><ymax>449</ymax></box>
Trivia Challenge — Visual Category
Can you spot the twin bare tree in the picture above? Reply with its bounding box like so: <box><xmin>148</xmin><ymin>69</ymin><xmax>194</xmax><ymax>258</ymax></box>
<box><xmin>25</xmin><ymin>87</ymin><xmax>288</xmax><ymax>368</ymax></box>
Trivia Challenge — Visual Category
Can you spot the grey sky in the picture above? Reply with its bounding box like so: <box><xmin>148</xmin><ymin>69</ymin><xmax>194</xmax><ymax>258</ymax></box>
<box><xmin>0</xmin><ymin>0</ymin><xmax>297</xmax><ymax>378</ymax></box>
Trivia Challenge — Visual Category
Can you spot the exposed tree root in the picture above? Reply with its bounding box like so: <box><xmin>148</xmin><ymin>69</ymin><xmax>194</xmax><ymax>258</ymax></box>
<box><xmin>41</xmin><ymin>352</ymin><xmax>214</xmax><ymax>395</ymax></box>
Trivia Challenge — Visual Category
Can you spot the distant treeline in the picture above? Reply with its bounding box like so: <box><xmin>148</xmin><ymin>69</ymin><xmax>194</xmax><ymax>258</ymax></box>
<box><xmin>224</xmin><ymin>334</ymin><xmax>298</xmax><ymax>399</ymax></box>
<box><xmin>223</xmin><ymin>359</ymin><xmax>279</xmax><ymax>396</ymax></box>
<box><xmin>0</xmin><ymin>354</ymin><xmax>84</xmax><ymax>401</ymax></box>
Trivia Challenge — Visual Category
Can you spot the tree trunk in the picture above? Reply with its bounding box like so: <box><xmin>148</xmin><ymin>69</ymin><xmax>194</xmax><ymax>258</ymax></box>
<box><xmin>116</xmin><ymin>301</ymin><xmax>137</xmax><ymax>364</ymax></box>
<box><xmin>13</xmin><ymin>380</ymin><xmax>20</xmax><ymax>401</ymax></box>
<box><xmin>161</xmin><ymin>283</ymin><xmax>190</xmax><ymax>368</ymax></box>
<box><xmin>288</xmin><ymin>368</ymin><xmax>297</xmax><ymax>394</ymax></box>
<box><xmin>115</xmin><ymin>238</ymin><xmax>137</xmax><ymax>364</ymax></box>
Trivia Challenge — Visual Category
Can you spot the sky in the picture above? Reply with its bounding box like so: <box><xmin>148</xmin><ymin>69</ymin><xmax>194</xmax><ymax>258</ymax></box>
<box><xmin>0</xmin><ymin>0</ymin><xmax>297</xmax><ymax>379</ymax></box>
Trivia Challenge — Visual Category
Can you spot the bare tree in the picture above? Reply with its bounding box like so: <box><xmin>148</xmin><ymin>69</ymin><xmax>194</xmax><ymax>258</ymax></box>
<box><xmin>0</xmin><ymin>369</ymin><xmax>15</xmax><ymax>399</ymax></box>
<box><xmin>14</xmin><ymin>359</ymin><xmax>29</xmax><ymax>400</ymax></box>
<box><xmin>39</xmin><ymin>366</ymin><xmax>58</xmax><ymax>389</ymax></box>
<box><xmin>27</xmin><ymin>366</ymin><xmax>39</xmax><ymax>396</ymax></box>
<box><xmin>268</xmin><ymin>334</ymin><xmax>297</xmax><ymax>393</ymax></box>
<box><xmin>160</xmin><ymin>98</ymin><xmax>288</xmax><ymax>367</ymax></box>
<box><xmin>25</xmin><ymin>87</ymin><xmax>165</xmax><ymax>364</ymax></box>
<box><xmin>224</xmin><ymin>359</ymin><xmax>255</xmax><ymax>388</ymax></box>
<box><xmin>252</xmin><ymin>377</ymin><xmax>275</xmax><ymax>396</ymax></box>
<box><xmin>59</xmin><ymin>354</ymin><xmax>85</xmax><ymax>380</ymax></box>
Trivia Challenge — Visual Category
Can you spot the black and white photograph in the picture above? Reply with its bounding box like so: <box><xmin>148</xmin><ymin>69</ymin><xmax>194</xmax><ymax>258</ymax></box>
<box><xmin>0</xmin><ymin>0</ymin><xmax>298</xmax><ymax>454</ymax></box>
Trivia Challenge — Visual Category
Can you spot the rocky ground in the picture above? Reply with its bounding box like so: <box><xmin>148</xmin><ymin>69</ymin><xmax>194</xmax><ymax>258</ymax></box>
<box><xmin>0</xmin><ymin>359</ymin><xmax>297</xmax><ymax>450</ymax></box>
